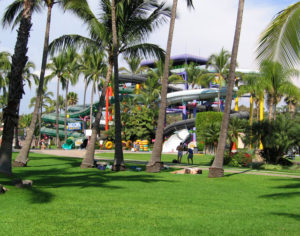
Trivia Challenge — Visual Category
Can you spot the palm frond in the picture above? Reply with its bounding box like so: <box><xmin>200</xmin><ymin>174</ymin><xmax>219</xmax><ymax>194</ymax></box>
<box><xmin>122</xmin><ymin>43</ymin><xmax>165</xmax><ymax>61</ymax></box>
<box><xmin>49</xmin><ymin>34</ymin><xmax>100</xmax><ymax>55</ymax></box>
<box><xmin>257</xmin><ymin>2</ymin><xmax>300</xmax><ymax>68</ymax></box>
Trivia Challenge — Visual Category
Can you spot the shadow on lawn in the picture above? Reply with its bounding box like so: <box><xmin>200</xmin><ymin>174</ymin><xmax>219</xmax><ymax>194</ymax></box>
<box><xmin>224</xmin><ymin>169</ymin><xmax>251</xmax><ymax>177</ymax></box>
<box><xmin>8</xmin><ymin>155</ymin><xmax>174</xmax><ymax>204</ymax></box>
<box><xmin>272</xmin><ymin>213</ymin><xmax>300</xmax><ymax>221</ymax></box>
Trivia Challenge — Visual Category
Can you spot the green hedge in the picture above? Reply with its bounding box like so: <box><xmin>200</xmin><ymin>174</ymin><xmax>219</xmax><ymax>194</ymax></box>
<box><xmin>195</xmin><ymin>111</ymin><xmax>223</xmax><ymax>145</ymax></box>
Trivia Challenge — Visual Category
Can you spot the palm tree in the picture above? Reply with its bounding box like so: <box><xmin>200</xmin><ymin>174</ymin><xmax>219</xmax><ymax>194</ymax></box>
<box><xmin>208</xmin><ymin>0</ymin><xmax>245</xmax><ymax>178</ymax></box>
<box><xmin>78</xmin><ymin>46</ymin><xmax>93</xmax><ymax>109</ymax></box>
<box><xmin>284</xmin><ymin>87</ymin><xmax>300</xmax><ymax>118</ymax></box>
<box><xmin>147</xmin><ymin>0</ymin><xmax>194</xmax><ymax>172</ymax></box>
<box><xmin>120</xmin><ymin>56</ymin><xmax>145</xmax><ymax>74</ymax></box>
<box><xmin>238</xmin><ymin>73</ymin><xmax>265</xmax><ymax>125</ymax></box>
<box><xmin>184</xmin><ymin>63</ymin><xmax>214</xmax><ymax>89</ymax></box>
<box><xmin>260</xmin><ymin>60</ymin><xmax>299</xmax><ymax>121</ymax></box>
<box><xmin>257</xmin><ymin>2</ymin><xmax>300</xmax><ymax>68</ymax></box>
<box><xmin>50</xmin><ymin>0</ymin><xmax>169</xmax><ymax>168</ymax></box>
<box><xmin>81</xmin><ymin>50</ymin><xmax>107</xmax><ymax>129</ymax></box>
<box><xmin>206</xmin><ymin>48</ymin><xmax>231</xmax><ymax>111</ymax></box>
<box><xmin>62</xmin><ymin>47</ymin><xmax>80</xmax><ymax>141</ymax></box>
<box><xmin>0</xmin><ymin>0</ymin><xmax>34</xmax><ymax>174</ymax></box>
<box><xmin>67</xmin><ymin>92</ymin><xmax>78</xmax><ymax>106</ymax></box>
<box><xmin>111</xmin><ymin>0</ymin><xmax>125</xmax><ymax>170</ymax></box>
<box><xmin>46</xmin><ymin>53</ymin><xmax>68</xmax><ymax>148</ymax></box>
<box><xmin>13</xmin><ymin>0</ymin><xmax>66</xmax><ymax>167</ymax></box>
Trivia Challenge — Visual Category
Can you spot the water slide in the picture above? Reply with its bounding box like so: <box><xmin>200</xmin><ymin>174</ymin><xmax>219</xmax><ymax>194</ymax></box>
<box><xmin>166</xmin><ymin>87</ymin><xmax>235</xmax><ymax>105</ymax></box>
<box><xmin>162</xmin><ymin>87</ymin><xmax>243</xmax><ymax>152</ymax></box>
<box><xmin>162</xmin><ymin>129</ymin><xmax>190</xmax><ymax>153</ymax></box>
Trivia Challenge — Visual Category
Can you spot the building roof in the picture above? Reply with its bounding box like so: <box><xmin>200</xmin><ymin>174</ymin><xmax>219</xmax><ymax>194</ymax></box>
<box><xmin>140</xmin><ymin>54</ymin><xmax>208</xmax><ymax>68</ymax></box>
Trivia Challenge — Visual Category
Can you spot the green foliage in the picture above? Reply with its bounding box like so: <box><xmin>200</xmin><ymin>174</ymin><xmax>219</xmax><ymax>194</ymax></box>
<box><xmin>122</xmin><ymin>106</ymin><xmax>156</xmax><ymax>141</ymax></box>
<box><xmin>251</xmin><ymin>115</ymin><xmax>298</xmax><ymax>164</ymax></box>
<box><xmin>210</xmin><ymin>149</ymin><xmax>253</xmax><ymax>167</ymax></box>
<box><xmin>196</xmin><ymin>112</ymin><xmax>223</xmax><ymax>151</ymax></box>
<box><xmin>19</xmin><ymin>114</ymin><xmax>32</xmax><ymax>129</ymax></box>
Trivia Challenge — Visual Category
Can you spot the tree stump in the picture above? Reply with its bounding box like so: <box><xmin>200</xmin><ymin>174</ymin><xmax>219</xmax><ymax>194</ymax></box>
<box><xmin>146</xmin><ymin>162</ymin><xmax>164</xmax><ymax>173</ymax></box>
<box><xmin>208</xmin><ymin>167</ymin><xmax>224</xmax><ymax>178</ymax></box>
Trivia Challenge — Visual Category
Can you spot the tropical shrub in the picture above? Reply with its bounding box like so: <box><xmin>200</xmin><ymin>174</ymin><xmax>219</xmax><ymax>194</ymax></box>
<box><xmin>195</xmin><ymin>112</ymin><xmax>223</xmax><ymax>153</ymax></box>
<box><xmin>251</xmin><ymin>115</ymin><xmax>298</xmax><ymax>164</ymax></box>
<box><xmin>122</xmin><ymin>106</ymin><xmax>156</xmax><ymax>141</ymax></box>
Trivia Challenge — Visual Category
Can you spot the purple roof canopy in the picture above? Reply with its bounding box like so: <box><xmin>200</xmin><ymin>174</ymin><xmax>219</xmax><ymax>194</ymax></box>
<box><xmin>140</xmin><ymin>54</ymin><xmax>208</xmax><ymax>68</ymax></box>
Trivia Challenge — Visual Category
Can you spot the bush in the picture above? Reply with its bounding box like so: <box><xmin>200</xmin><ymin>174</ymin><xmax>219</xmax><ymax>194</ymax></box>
<box><xmin>251</xmin><ymin>115</ymin><xmax>296</xmax><ymax>164</ymax></box>
<box><xmin>196</xmin><ymin>112</ymin><xmax>223</xmax><ymax>153</ymax></box>
<box><xmin>222</xmin><ymin>150</ymin><xmax>253</xmax><ymax>167</ymax></box>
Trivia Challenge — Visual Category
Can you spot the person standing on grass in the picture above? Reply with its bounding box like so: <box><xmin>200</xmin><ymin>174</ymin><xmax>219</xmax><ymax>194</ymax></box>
<box><xmin>187</xmin><ymin>147</ymin><xmax>194</xmax><ymax>165</ymax></box>
<box><xmin>176</xmin><ymin>142</ymin><xmax>184</xmax><ymax>163</ymax></box>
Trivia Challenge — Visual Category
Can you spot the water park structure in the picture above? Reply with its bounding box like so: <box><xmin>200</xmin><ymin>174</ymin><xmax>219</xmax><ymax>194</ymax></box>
<box><xmin>39</xmin><ymin>54</ymin><xmax>246</xmax><ymax>151</ymax></box>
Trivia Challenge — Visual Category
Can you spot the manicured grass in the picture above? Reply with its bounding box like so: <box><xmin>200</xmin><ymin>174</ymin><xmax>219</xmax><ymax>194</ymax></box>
<box><xmin>96</xmin><ymin>152</ymin><xmax>214</xmax><ymax>166</ymax></box>
<box><xmin>1</xmin><ymin>153</ymin><xmax>300</xmax><ymax>235</ymax></box>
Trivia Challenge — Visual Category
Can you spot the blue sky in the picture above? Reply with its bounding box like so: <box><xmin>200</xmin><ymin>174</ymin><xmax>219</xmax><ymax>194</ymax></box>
<box><xmin>0</xmin><ymin>0</ymin><xmax>298</xmax><ymax>114</ymax></box>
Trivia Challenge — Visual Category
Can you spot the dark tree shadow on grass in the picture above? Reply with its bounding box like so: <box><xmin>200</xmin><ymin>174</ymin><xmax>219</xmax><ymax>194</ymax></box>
<box><xmin>272</xmin><ymin>213</ymin><xmax>300</xmax><ymax>221</ymax></box>
<box><xmin>224</xmin><ymin>170</ymin><xmax>251</xmax><ymax>177</ymax></box>
<box><xmin>2</xmin><ymin>155</ymin><xmax>175</xmax><ymax>204</ymax></box>
<box><xmin>259</xmin><ymin>191</ymin><xmax>300</xmax><ymax>198</ymax></box>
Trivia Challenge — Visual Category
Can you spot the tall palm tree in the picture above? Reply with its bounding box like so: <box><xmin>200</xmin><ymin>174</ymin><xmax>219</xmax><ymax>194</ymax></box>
<box><xmin>208</xmin><ymin>0</ymin><xmax>245</xmax><ymax>178</ymax></box>
<box><xmin>62</xmin><ymin>47</ymin><xmax>79</xmax><ymax>141</ymax></box>
<box><xmin>147</xmin><ymin>0</ymin><xmax>194</xmax><ymax>173</ymax></box>
<box><xmin>46</xmin><ymin>53</ymin><xmax>68</xmax><ymax>148</ymax></box>
<box><xmin>13</xmin><ymin>0</ymin><xmax>66</xmax><ymax>167</ymax></box>
<box><xmin>260</xmin><ymin>60</ymin><xmax>299</xmax><ymax>121</ymax></box>
<box><xmin>81</xmin><ymin>50</ymin><xmax>107</xmax><ymax>129</ymax></box>
<box><xmin>238</xmin><ymin>73</ymin><xmax>265</xmax><ymax>125</ymax></box>
<box><xmin>50</xmin><ymin>0</ymin><xmax>169</xmax><ymax>168</ymax></box>
<box><xmin>78</xmin><ymin>46</ymin><xmax>93</xmax><ymax>109</ymax></box>
<box><xmin>206</xmin><ymin>48</ymin><xmax>231</xmax><ymax>111</ymax></box>
<box><xmin>257</xmin><ymin>2</ymin><xmax>300</xmax><ymax>68</ymax></box>
<box><xmin>0</xmin><ymin>0</ymin><xmax>34</xmax><ymax>175</ymax></box>
<box><xmin>111</xmin><ymin>0</ymin><xmax>125</xmax><ymax>170</ymax></box>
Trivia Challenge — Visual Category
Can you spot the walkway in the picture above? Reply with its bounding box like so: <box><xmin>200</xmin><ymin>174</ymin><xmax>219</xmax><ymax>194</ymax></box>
<box><xmin>29</xmin><ymin>149</ymin><xmax>300</xmax><ymax>179</ymax></box>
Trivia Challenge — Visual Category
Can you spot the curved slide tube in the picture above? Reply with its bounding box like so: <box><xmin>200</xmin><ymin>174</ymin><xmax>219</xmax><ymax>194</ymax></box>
<box><xmin>40</xmin><ymin>127</ymin><xmax>84</xmax><ymax>138</ymax></box>
<box><xmin>166</xmin><ymin>87</ymin><xmax>237</xmax><ymax>105</ymax></box>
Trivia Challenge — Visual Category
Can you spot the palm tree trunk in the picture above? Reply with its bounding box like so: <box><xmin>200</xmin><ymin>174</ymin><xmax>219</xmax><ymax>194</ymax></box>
<box><xmin>268</xmin><ymin>96</ymin><xmax>274</xmax><ymax>121</ymax></box>
<box><xmin>146</xmin><ymin>0</ymin><xmax>178</xmax><ymax>172</ymax></box>
<box><xmin>14</xmin><ymin>104</ymin><xmax>21</xmax><ymax>149</ymax></box>
<box><xmin>81</xmin><ymin>61</ymin><xmax>113</xmax><ymax>168</ymax></box>
<box><xmin>111</xmin><ymin>0</ymin><xmax>125</xmax><ymax>171</ymax></box>
<box><xmin>14</xmin><ymin>3</ymin><xmax>53</xmax><ymax>166</ymax></box>
<box><xmin>38</xmin><ymin>101</ymin><xmax>42</xmax><ymax>146</ymax></box>
<box><xmin>0</xmin><ymin>0</ymin><xmax>34</xmax><ymax>174</ymax></box>
<box><xmin>56</xmin><ymin>77</ymin><xmax>61</xmax><ymax>148</ymax></box>
<box><xmin>208</xmin><ymin>0</ymin><xmax>245</xmax><ymax>178</ymax></box>
<box><xmin>249</xmin><ymin>95</ymin><xmax>254</xmax><ymax>125</ymax></box>
<box><xmin>64</xmin><ymin>80</ymin><xmax>69</xmax><ymax>141</ymax></box>
<box><xmin>90</xmin><ymin>79</ymin><xmax>95</xmax><ymax>129</ymax></box>
<box><xmin>83</xmin><ymin>79</ymin><xmax>88</xmax><ymax>109</ymax></box>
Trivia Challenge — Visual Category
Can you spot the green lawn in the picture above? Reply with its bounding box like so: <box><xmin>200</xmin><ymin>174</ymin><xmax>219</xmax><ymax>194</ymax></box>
<box><xmin>1</xmin><ymin>153</ymin><xmax>300</xmax><ymax>235</ymax></box>
<box><xmin>96</xmin><ymin>152</ymin><xmax>214</xmax><ymax>166</ymax></box>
